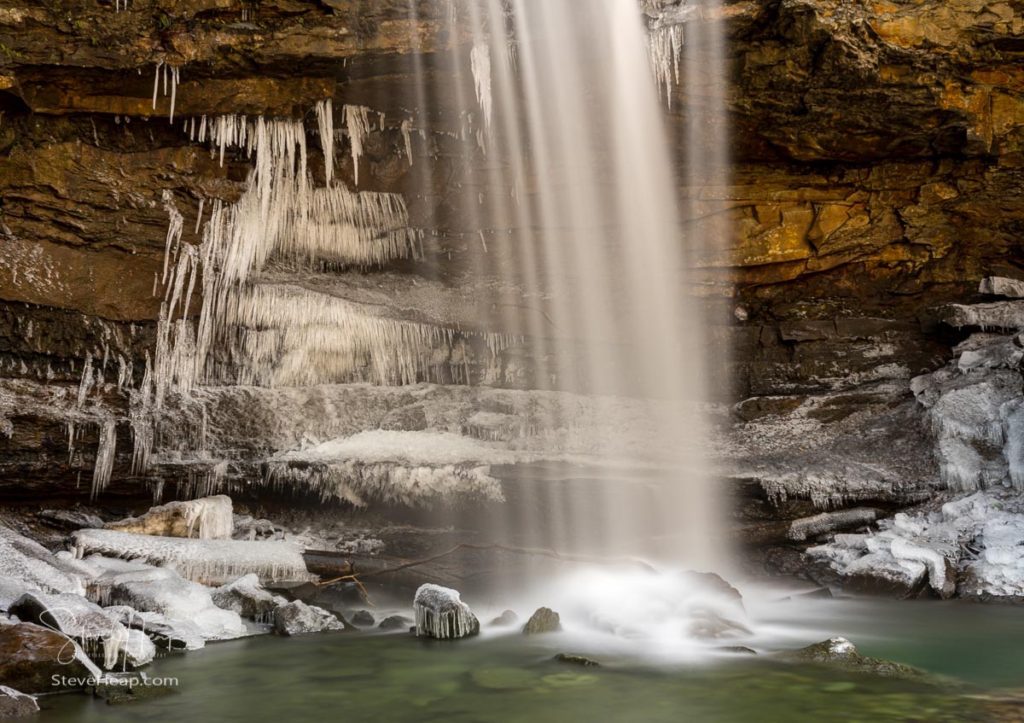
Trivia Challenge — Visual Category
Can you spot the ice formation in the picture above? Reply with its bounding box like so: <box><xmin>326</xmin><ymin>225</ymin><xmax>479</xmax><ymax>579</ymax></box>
<box><xmin>273</xmin><ymin>600</ymin><xmax>345</xmax><ymax>636</ymax></box>
<box><xmin>91</xmin><ymin>418</ymin><xmax>117</xmax><ymax>499</ymax></box>
<box><xmin>470</xmin><ymin>41</ymin><xmax>493</xmax><ymax>132</ymax></box>
<box><xmin>106</xmin><ymin>495</ymin><xmax>233</xmax><ymax>540</ymax></box>
<box><xmin>809</xmin><ymin>492</ymin><xmax>1024</xmax><ymax>598</ymax></box>
<box><xmin>315</xmin><ymin>98</ymin><xmax>335</xmax><ymax>186</ymax></box>
<box><xmin>648</xmin><ymin>24</ymin><xmax>685</xmax><ymax>105</ymax></box>
<box><xmin>911</xmin><ymin>333</ymin><xmax>1024</xmax><ymax>492</ymax></box>
<box><xmin>84</xmin><ymin>560</ymin><xmax>246</xmax><ymax>640</ymax></box>
<box><xmin>0</xmin><ymin>525</ymin><xmax>91</xmax><ymax>606</ymax></box>
<box><xmin>343</xmin><ymin>104</ymin><xmax>380</xmax><ymax>186</ymax></box>
<box><xmin>72</xmin><ymin>530</ymin><xmax>314</xmax><ymax>585</ymax></box>
<box><xmin>152</xmin><ymin>62</ymin><xmax>180</xmax><ymax>121</ymax></box>
<box><xmin>211</xmin><ymin>573</ymin><xmax>285</xmax><ymax>623</ymax></box>
<box><xmin>9</xmin><ymin>591</ymin><xmax>132</xmax><ymax>670</ymax></box>
<box><xmin>413</xmin><ymin>584</ymin><xmax>480</xmax><ymax>639</ymax></box>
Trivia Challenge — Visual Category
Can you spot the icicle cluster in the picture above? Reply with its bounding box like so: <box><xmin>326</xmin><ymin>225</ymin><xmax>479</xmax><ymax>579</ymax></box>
<box><xmin>152</xmin><ymin>61</ymin><xmax>181</xmax><ymax>122</ymax></box>
<box><xmin>343</xmin><ymin>105</ymin><xmax>383</xmax><ymax>186</ymax></box>
<box><xmin>413</xmin><ymin>584</ymin><xmax>479</xmax><ymax>639</ymax></box>
<box><xmin>91</xmin><ymin>419</ymin><xmax>117</xmax><ymax>499</ymax></box>
<box><xmin>649</xmin><ymin>24</ymin><xmax>684</xmax><ymax>106</ymax></box>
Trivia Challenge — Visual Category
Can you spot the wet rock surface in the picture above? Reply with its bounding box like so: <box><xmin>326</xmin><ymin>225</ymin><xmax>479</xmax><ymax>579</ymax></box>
<box><xmin>522</xmin><ymin>607</ymin><xmax>562</xmax><ymax>635</ymax></box>
<box><xmin>0</xmin><ymin>686</ymin><xmax>39</xmax><ymax>718</ymax></box>
<box><xmin>0</xmin><ymin>622</ymin><xmax>102</xmax><ymax>694</ymax></box>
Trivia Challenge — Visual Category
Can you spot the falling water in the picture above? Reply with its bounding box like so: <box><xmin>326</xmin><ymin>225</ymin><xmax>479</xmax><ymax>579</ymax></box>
<box><xmin>452</xmin><ymin>0</ymin><xmax>731</xmax><ymax>569</ymax></box>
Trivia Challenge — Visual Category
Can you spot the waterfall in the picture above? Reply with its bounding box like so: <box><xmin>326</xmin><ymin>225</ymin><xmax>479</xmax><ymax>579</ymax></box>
<box><xmin>451</xmin><ymin>0</ymin><xmax>730</xmax><ymax>566</ymax></box>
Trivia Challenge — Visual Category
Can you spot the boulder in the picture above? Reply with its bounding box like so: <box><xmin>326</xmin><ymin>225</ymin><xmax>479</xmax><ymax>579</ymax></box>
<box><xmin>0</xmin><ymin>525</ymin><xmax>88</xmax><ymax>604</ymax></box>
<box><xmin>90</xmin><ymin>563</ymin><xmax>245</xmax><ymax>641</ymax></box>
<box><xmin>0</xmin><ymin>686</ymin><xmax>39</xmax><ymax>718</ymax></box>
<box><xmin>522</xmin><ymin>607</ymin><xmax>561</xmax><ymax>635</ymax></box>
<box><xmin>378</xmin><ymin>615</ymin><xmax>412</xmax><ymax>631</ymax></box>
<box><xmin>779</xmin><ymin>637</ymin><xmax>928</xmax><ymax>680</ymax></box>
<box><xmin>119</xmin><ymin>629</ymin><xmax>156</xmax><ymax>669</ymax></box>
<box><xmin>273</xmin><ymin>601</ymin><xmax>345</xmax><ymax>636</ymax></box>
<box><xmin>349</xmin><ymin>610</ymin><xmax>375</xmax><ymax>628</ymax></box>
<box><xmin>105</xmin><ymin>496</ymin><xmax>233</xmax><ymax>540</ymax></box>
<box><xmin>9</xmin><ymin>592</ymin><xmax>132</xmax><ymax>670</ymax></box>
<box><xmin>104</xmin><ymin>607</ymin><xmax>205</xmax><ymax>652</ymax></box>
<box><xmin>489</xmin><ymin>610</ymin><xmax>519</xmax><ymax>627</ymax></box>
<box><xmin>413</xmin><ymin>584</ymin><xmax>480</xmax><ymax>640</ymax></box>
<box><xmin>687</xmin><ymin>609</ymin><xmax>752</xmax><ymax>640</ymax></box>
<box><xmin>211</xmin><ymin>574</ymin><xmax>286</xmax><ymax>623</ymax></box>
<box><xmin>980</xmin><ymin>277</ymin><xmax>1024</xmax><ymax>299</ymax></box>
<box><xmin>0</xmin><ymin>623</ymin><xmax>103</xmax><ymax>694</ymax></box>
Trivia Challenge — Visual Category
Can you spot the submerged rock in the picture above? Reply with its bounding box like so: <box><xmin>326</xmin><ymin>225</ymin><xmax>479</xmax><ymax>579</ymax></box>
<box><xmin>413</xmin><ymin>584</ymin><xmax>480</xmax><ymax>640</ymax></box>
<box><xmin>687</xmin><ymin>609</ymin><xmax>752</xmax><ymax>640</ymax></box>
<box><xmin>0</xmin><ymin>686</ymin><xmax>39</xmax><ymax>718</ymax></box>
<box><xmin>489</xmin><ymin>609</ymin><xmax>518</xmax><ymax>627</ymax></box>
<box><xmin>273</xmin><ymin>601</ymin><xmax>345</xmax><ymax>636</ymax></box>
<box><xmin>780</xmin><ymin>637</ymin><xmax>927</xmax><ymax>679</ymax></box>
<box><xmin>0</xmin><ymin>623</ymin><xmax>103</xmax><ymax>694</ymax></box>
<box><xmin>106</xmin><ymin>496</ymin><xmax>233</xmax><ymax>540</ymax></box>
<box><xmin>523</xmin><ymin>607</ymin><xmax>561</xmax><ymax>635</ymax></box>
<box><xmin>93</xmin><ymin>673</ymin><xmax>177</xmax><ymax>705</ymax></box>
<box><xmin>553</xmin><ymin>653</ymin><xmax>600</xmax><ymax>667</ymax></box>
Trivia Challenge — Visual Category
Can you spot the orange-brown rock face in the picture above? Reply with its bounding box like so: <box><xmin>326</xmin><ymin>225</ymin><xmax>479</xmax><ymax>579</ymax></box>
<box><xmin>0</xmin><ymin>0</ymin><xmax>1020</xmax><ymax>496</ymax></box>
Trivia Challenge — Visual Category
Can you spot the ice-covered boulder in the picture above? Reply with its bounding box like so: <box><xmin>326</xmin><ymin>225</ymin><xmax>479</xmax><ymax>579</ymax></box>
<box><xmin>71</xmin><ymin>529</ymin><xmax>313</xmax><ymax>586</ymax></box>
<box><xmin>810</xmin><ymin>492</ymin><xmax>1024</xmax><ymax>599</ymax></box>
<box><xmin>272</xmin><ymin>601</ymin><xmax>345</xmax><ymax>636</ymax></box>
<box><xmin>413</xmin><ymin>584</ymin><xmax>480</xmax><ymax>639</ymax></box>
<box><xmin>0</xmin><ymin>686</ymin><xmax>39</xmax><ymax>718</ymax></box>
<box><xmin>522</xmin><ymin>607</ymin><xmax>561</xmax><ymax>635</ymax></box>
<box><xmin>106</xmin><ymin>496</ymin><xmax>233</xmax><ymax>540</ymax></box>
<box><xmin>0</xmin><ymin>623</ymin><xmax>103</xmax><ymax>694</ymax></box>
<box><xmin>0</xmin><ymin>525</ymin><xmax>88</xmax><ymax>604</ymax></box>
<box><xmin>119</xmin><ymin>628</ymin><xmax>156</xmax><ymax>668</ymax></box>
<box><xmin>89</xmin><ymin>563</ymin><xmax>245</xmax><ymax>641</ymax></box>
<box><xmin>9</xmin><ymin>592</ymin><xmax>132</xmax><ymax>670</ymax></box>
<box><xmin>104</xmin><ymin>606</ymin><xmax>205</xmax><ymax>651</ymax></box>
<box><xmin>212</xmin><ymin>574</ymin><xmax>287</xmax><ymax>623</ymax></box>
<box><xmin>980</xmin><ymin>276</ymin><xmax>1024</xmax><ymax>299</ymax></box>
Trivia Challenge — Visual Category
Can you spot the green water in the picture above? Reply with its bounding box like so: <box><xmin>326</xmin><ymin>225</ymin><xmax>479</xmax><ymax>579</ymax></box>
<box><xmin>39</xmin><ymin>598</ymin><xmax>1024</xmax><ymax>723</ymax></box>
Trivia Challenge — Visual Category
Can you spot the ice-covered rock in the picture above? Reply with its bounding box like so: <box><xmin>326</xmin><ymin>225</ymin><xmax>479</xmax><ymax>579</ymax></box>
<box><xmin>0</xmin><ymin>525</ymin><xmax>88</xmax><ymax>604</ymax></box>
<box><xmin>788</xmin><ymin>508</ymin><xmax>878</xmax><ymax>541</ymax></box>
<box><xmin>119</xmin><ymin>628</ymin><xmax>156</xmax><ymax>668</ymax></box>
<box><xmin>522</xmin><ymin>607</ymin><xmax>561</xmax><ymax>635</ymax></box>
<box><xmin>911</xmin><ymin>333</ymin><xmax>1024</xmax><ymax>493</ymax></box>
<box><xmin>941</xmin><ymin>301</ymin><xmax>1024</xmax><ymax>331</ymax></box>
<box><xmin>810</xmin><ymin>492</ymin><xmax>1024</xmax><ymax>599</ymax></box>
<box><xmin>272</xmin><ymin>601</ymin><xmax>345</xmax><ymax>636</ymax></box>
<box><xmin>88</xmin><ymin>562</ymin><xmax>245</xmax><ymax>641</ymax></box>
<box><xmin>0</xmin><ymin>686</ymin><xmax>39</xmax><ymax>718</ymax></box>
<box><xmin>0</xmin><ymin>622</ymin><xmax>104</xmax><ymax>694</ymax></box>
<box><xmin>980</xmin><ymin>276</ymin><xmax>1024</xmax><ymax>299</ymax></box>
<box><xmin>106</xmin><ymin>496</ymin><xmax>233</xmax><ymax>540</ymax></box>
<box><xmin>72</xmin><ymin>529</ymin><xmax>313</xmax><ymax>585</ymax></box>
<box><xmin>413</xmin><ymin>584</ymin><xmax>480</xmax><ymax>639</ymax></box>
<box><xmin>8</xmin><ymin>592</ymin><xmax>132</xmax><ymax>670</ymax></box>
<box><xmin>104</xmin><ymin>606</ymin><xmax>205</xmax><ymax>651</ymax></box>
<box><xmin>211</xmin><ymin>573</ymin><xmax>286</xmax><ymax>623</ymax></box>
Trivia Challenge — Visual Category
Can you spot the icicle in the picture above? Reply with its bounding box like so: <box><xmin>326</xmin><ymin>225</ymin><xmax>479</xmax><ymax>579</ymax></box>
<box><xmin>169</xmin><ymin>66</ymin><xmax>179</xmax><ymax>123</ymax></box>
<box><xmin>152</xmin><ymin>61</ymin><xmax>163</xmax><ymax>110</ymax></box>
<box><xmin>470</xmin><ymin>41</ymin><xmax>493</xmax><ymax>133</ymax></box>
<box><xmin>91</xmin><ymin>419</ymin><xmax>117</xmax><ymax>499</ymax></box>
<box><xmin>315</xmin><ymin>99</ymin><xmax>335</xmax><ymax>186</ymax></box>
<box><xmin>648</xmin><ymin>24</ymin><xmax>685</xmax><ymax>106</ymax></box>
<box><xmin>401</xmin><ymin>119</ymin><xmax>414</xmax><ymax>166</ymax></box>
<box><xmin>343</xmin><ymin>105</ymin><xmax>373</xmax><ymax>186</ymax></box>
<box><xmin>195</xmin><ymin>198</ymin><xmax>205</xmax><ymax>234</ymax></box>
